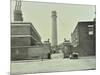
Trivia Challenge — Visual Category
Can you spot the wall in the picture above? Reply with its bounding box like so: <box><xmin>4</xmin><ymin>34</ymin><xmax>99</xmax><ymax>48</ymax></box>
<box><xmin>28</xmin><ymin>46</ymin><xmax>50</xmax><ymax>59</ymax></box>
<box><xmin>11</xmin><ymin>25</ymin><xmax>30</xmax><ymax>35</ymax></box>
<box><xmin>11</xmin><ymin>37</ymin><xmax>31</xmax><ymax>46</ymax></box>
<box><xmin>11</xmin><ymin>47</ymin><xmax>28</xmax><ymax>60</ymax></box>
<box><xmin>71</xmin><ymin>21</ymin><xmax>95</xmax><ymax>56</ymax></box>
<box><xmin>79</xmin><ymin>22</ymin><xmax>95</xmax><ymax>56</ymax></box>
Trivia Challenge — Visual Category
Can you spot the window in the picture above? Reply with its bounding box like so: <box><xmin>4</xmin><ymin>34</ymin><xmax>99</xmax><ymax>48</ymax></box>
<box><xmin>88</xmin><ymin>25</ymin><xmax>94</xmax><ymax>35</ymax></box>
<box><xmin>89</xmin><ymin>31</ymin><xmax>93</xmax><ymax>35</ymax></box>
<box><xmin>16</xmin><ymin>49</ymin><xmax>19</xmax><ymax>55</ymax></box>
<box><xmin>88</xmin><ymin>25</ymin><xmax>94</xmax><ymax>27</ymax></box>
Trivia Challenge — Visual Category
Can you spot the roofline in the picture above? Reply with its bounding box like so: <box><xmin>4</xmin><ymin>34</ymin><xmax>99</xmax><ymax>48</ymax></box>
<box><xmin>72</xmin><ymin>20</ymin><xmax>94</xmax><ymax>34</ymax></box>
<box><xmin>11</xmin><ymin>22</ymin><xmax>41</xmax><ymax>39</ymax></box>
<box><xmin>77</xmin><ymin>21</ymin><xmax>94</xmax><ymax>24</ymax></box>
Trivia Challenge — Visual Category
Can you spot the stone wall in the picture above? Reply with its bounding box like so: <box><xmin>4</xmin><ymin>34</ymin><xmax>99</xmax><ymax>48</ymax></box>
<box><xmin>11</xmin><ymin>47</ymin><xmax>28</xmax><ymax>60</ymax></box>
<box><xmin>28</xmin><ymin>46</ymin><xmax>50</xmax><ymax>59</ymax></box>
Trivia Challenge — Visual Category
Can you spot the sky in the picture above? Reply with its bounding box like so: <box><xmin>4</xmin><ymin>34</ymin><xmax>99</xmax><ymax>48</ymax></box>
<box><xmin>11</xmin><ymin>0</ymin><xmax>95</xmax><ymax>44</ymax></box>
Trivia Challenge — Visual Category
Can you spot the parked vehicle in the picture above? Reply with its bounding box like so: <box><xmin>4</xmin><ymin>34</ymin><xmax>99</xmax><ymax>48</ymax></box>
<box><xmin>69</xmin><ymin>52</ymin><xmax>79</xmax><ymax>59</ymax></box>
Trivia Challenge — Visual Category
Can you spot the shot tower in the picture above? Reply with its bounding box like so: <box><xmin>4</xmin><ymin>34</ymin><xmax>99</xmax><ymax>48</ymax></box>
<box><xmin>51</xmin><ymin>11</ymin><xmax>58</xmax><ymax>52</ymax></box>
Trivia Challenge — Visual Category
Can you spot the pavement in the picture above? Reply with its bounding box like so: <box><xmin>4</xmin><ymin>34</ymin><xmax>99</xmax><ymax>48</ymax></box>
<box><xmin>11</xmin><ymin>56</ymin><xmax>96</xmax><ymax>74</ymax></box>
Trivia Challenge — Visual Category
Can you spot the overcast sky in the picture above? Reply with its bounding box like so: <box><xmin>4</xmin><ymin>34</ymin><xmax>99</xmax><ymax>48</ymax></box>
<box><xmin>11</xmin><ymin>0</ymin><xmax>95</xmax><ymax>44</ymax></box>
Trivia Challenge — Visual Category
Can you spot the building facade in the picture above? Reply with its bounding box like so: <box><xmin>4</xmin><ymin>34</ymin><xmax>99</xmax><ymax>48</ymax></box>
<box><xmin>71</xmin><ymin>21</ymin><xmax>96</xmax><ymax>56</ymax></box>
<box><xmin>11</xmin><ymin>22</ymin><xmax>41</xmax><ymax>47</ymax></box>
<box><xmin>11</xmin><ymin>22</ymin><xmax>50</xmax><ymax>60</ymax></box>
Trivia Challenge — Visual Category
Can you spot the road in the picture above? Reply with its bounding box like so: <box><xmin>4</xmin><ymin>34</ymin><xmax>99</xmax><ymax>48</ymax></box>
<box><xmin>11</xmin><ymin>56</ymin><xmax>96</xmax><ymax>74</ymax></box>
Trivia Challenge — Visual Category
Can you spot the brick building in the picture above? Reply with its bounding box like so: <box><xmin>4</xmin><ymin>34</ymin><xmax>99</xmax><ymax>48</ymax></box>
<box><xmin>11</xmin><ymin>22</ymin><xmax>50</xmax><ymax>60</ymax></box>
<box><xmin>71</xmin><ymin>20</ymin><xmax>96</xmax><ymax>56</ymax></box>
